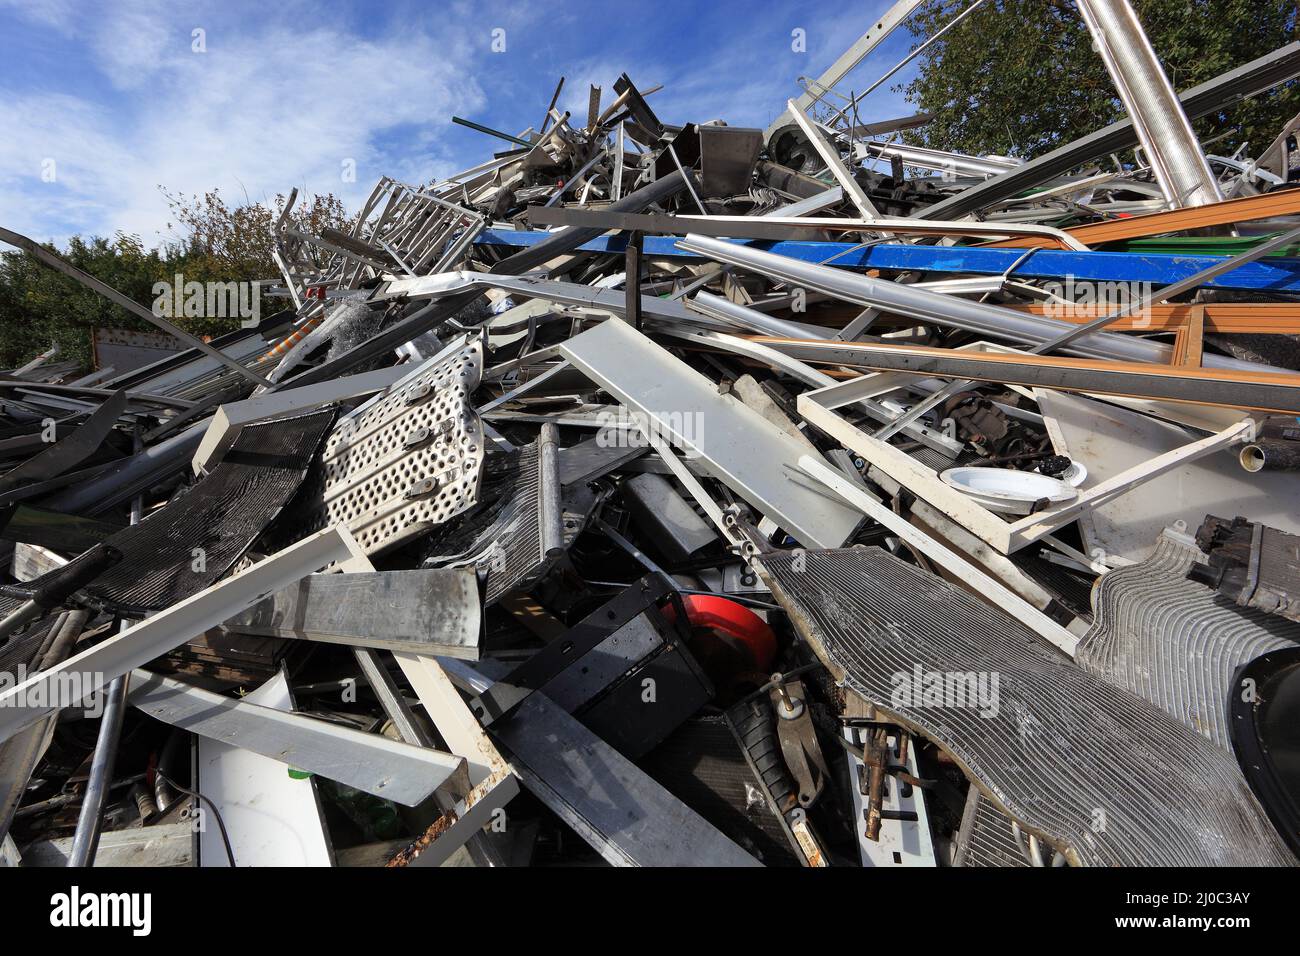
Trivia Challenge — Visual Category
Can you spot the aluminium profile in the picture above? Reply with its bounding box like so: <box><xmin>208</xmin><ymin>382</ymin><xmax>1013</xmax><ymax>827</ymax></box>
<box><xmin>752</xmin><ymin>337</ymin><xmax>1300</xmax><ymax>414</ymax></box>
<box><xmin>766</xmin><ymin>0</ymin><xmax>926</xmax><ymax>136</ymax></box>
<box><xmin>785</xmin><ymin>100</ymin><xmax>881</xmax><ymax>221</ymax></box>
<box><xmin>559</xmin><ymin>318</ymin><xmax>864</xmax><ymax>549</ymax></box>
<box><xmin>1076</xmin><ymin>0</ymin><xmax>1221</xmax><ymax>208</ymax></box>
<box><xmin>128</xmin><ymin>669</ymin><xmax>466</xmax><ymax>807</ymax></box>
<box><xmin>857</xmin><ymin>140</ymin><xmax>1019</xmax><ymax>178</ymax></box>
<box><xmin>676</xmin><ymin>233</ymin><xmax>1285</xmax><ymax>375</ymax></box>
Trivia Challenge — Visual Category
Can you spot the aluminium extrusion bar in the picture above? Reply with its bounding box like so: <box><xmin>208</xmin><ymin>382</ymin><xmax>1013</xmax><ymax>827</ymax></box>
<box><xmin>127</xmin><ymin>669</ymin><xmax>465</xmax><ymax>806</ymax></box>
<box><xmin>0</xmin><ymin>527</ymin><xmax>352</xmax><ymax>743</ymax></box>
<box><xmin>984</xmin><ymin>185</ymin><xmax>1300</xmax><ymax>249</ymax></box>
<box><xmin>786</xmin><ymin>100</ymin><xmax>881</xmax><ymax>221</ymax></box>
<box><xmin>754</xmin><ymin>338</ymin><xmax>1300</xmax><ymax>414</ymax></box>
<box><xmin>1076</xmin><ymin>0</ymin><xmax>1221</xmax><ymax>208</ymax></box>
<box><xmin>523</xmin><ymin>206</ymin><xmax>1086</xmax><ymax>249</ymax></box>
<box><xmin>559</xmin><ymin>317</ymin><xmax>864</xmax><ymax>549</ymax></box>
<box><xmin>763</xmin><ymin>187</ymin><xmax>845</xmax><ymax>217</ymax></box>
<box><xmin>222</xmin><ymin>568</ymin><xmax>483</xmax><ymax>658</ymax></box>
<box><xmin>767</xmin><ymin>0</ymin><xmax>926</xmax><ymax>136</ymax></box>
<box><xmin>858</xmin><ymin>140</ymin><xmax>1019</xmax><ymax>178</ymax></box>
<box><xmin>675</xmin><ymin>233</ymin><xmax>1289</xmax><ymax>375</ymax></box>
<box><xmin>689</xmin><ymin>290</ymin><xmax>831</xmax><ymax>340</ymax></box>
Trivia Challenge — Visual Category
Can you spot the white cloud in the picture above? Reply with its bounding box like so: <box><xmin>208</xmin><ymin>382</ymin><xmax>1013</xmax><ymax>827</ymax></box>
<box><xmin>0</xmin><ymin>12</ymin><xmax>487</xmax><ymax>244</ymax></box>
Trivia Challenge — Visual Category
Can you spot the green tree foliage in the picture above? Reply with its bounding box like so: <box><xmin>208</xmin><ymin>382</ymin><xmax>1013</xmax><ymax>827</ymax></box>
<box><xmin>898</xmin><ymin>0</ymin><xmax>1299</xmax><ymax>160</ymax></box>
<box><xmin>0</xmin><ymin>190</ymin><xmax>347</xmax><ymax>370</ymax></box>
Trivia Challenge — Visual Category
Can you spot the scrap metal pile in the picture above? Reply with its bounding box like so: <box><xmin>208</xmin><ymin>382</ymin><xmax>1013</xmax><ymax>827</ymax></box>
<box><xmin>4</xmin><ymin>1</ymin><xmax>1300</xmax><ymax>868</ymax></box>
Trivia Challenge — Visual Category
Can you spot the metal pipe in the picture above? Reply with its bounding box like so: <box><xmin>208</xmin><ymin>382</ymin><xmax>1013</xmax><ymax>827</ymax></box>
<box><xmin>66</xmin><ymin>673</ymin><xmax>128</xmax><ymax>865</ymax></box>
<box><xmin>68</xmin><ymin>442</ymin><xmax>144</xmax><ymax>867</ymax></box>
<box><xmin>43</xmin><ymin>418</ymin><xmax>210</xmax><ymax>515</ymax></box>
<box><xmin>689</xmin><ymin>290</ymin><xmax>830</xmax><ymax>339</ymax></box>
<box><xmin>538</xmin><ymin>423</ymin><xmax>564</xmax><ymax>558</ymax></box>
<box><xmin>1076</xmin><ymin>0</ymin><xmax>1221</xmax><ymax>208</ymax></box>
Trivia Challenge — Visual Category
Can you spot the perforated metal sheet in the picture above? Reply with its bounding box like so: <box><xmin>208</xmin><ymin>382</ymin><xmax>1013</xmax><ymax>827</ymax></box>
<box><xmin>763</xmin><ymin>546</ymin><xmax>1296</xmax><ymax>867</ymax></box>
<box><xmin>308</xmin><ymin>339</ymin><xmax>485</xmax><ymax>554</ymax></box>
<box><xmin>1077</xmin><ymin>532</ymin><xmax>1300</xmax><ymax>750</ymax></box>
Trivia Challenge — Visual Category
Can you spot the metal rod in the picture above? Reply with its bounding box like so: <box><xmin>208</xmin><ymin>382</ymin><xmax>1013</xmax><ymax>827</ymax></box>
<box><xmin>67</xmin><ymin>432</ymin><xmax>144</xmax><ymax>867</ymax></box>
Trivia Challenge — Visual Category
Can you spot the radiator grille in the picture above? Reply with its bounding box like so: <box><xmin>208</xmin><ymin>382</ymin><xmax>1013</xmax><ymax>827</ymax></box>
<box><xmin>1078</xmin><ymin>533</ymin><xmax>1300</xmax><ymax>750</ymax></box>
<box><xmin>763</xmin><ymin>545</ymin><xmax>1295</xmax><ymax>866</ymax></box>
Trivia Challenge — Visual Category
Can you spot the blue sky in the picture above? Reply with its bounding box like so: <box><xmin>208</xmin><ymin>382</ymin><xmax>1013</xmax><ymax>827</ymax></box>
<box><xmin>0</xmin><ymin>0</ymin><xmax>922</xmax><ymax>246</ymax></box>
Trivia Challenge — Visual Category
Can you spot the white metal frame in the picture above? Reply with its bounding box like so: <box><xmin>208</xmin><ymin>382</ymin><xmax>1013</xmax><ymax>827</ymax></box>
<box><xmin>798</xmin><ymin>372</ymin><xmax>1253</xmax><ymax>556</ymax></box>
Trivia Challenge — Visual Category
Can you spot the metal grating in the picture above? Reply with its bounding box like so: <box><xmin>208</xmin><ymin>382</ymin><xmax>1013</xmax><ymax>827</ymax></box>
<box><xmin>1077</xmin><ymin>532</ymin><xmax>1300</xmax><ymax>750</ymax></box>
<box><xmin>421</xmin><ymin>441</ymin><xmax>551</xmax><ymax>605</ymax></box>
<box><xmin>3</xmin><ymin>409</ymin><xmax>334</xmax><ymax>618</ymax></box>
<box><xmin>308</xmin><ymin>339</ymin><xmax>485</xmax><ymax>554</ymax></box>
<box><xmin>762</xmin><ymin>545</ymin><xmax>1296</xmax><ymax>866</ymax></box>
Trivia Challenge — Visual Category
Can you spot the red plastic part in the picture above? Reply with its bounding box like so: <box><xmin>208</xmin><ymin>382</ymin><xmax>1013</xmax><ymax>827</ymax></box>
<box><xmin>668</xmin><ymin>593</ymin><xmax>777</xmax><ymax>673</ymax></box>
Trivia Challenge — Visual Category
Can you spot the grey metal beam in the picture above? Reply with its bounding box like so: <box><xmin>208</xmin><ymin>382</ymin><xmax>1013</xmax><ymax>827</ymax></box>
<box><xmin>223</xmin><ymin>568</ymin><xmax>482</xmax><ymax>659</ymax></box>
<box><xmin>676</xmin><ymin>233</ymin><xmax>1287</xmax><ymax>375</ymax></box>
